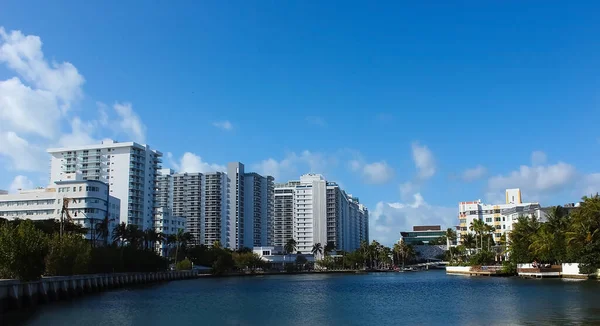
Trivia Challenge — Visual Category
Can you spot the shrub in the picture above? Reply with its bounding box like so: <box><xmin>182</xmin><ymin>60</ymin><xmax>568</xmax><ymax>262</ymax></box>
<box><xmin>176</xmin><ymin>258</ymin><xmax>192</xmax><ymax>270</ymax></box>
<box><xmin>46</xmin><ymin>233</ymin><xmax>91</xmax><ymax>276</ymax></box>
<box><xmin>469</xmin><ymin>250</ymin><xmax>495</xmax><ymax>266</ymax></box>
<box><xmin>501</xmin><ymin>261</ymin><xmax>517</xmax><ymax>274</ymax></box>
<box><xmin>0</xmin><ymin>220</ymin><xmax>49</xmax><ymax>281</ymax></box>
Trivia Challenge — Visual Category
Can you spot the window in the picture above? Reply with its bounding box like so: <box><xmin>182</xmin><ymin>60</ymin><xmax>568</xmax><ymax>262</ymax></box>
<box><xmin>79</xmin><ymin>186</ymin><xmax>82</xmax><ymax>191</ymax></box>
<box><xmin>485</xmin><ymin>218</ymin><xmax>492</xmax><ymax>223</ymax></box>
<box><xmin>495</xmin><ymin>217</ymin><xmax>501</xmax><ymax>222</ymax></box>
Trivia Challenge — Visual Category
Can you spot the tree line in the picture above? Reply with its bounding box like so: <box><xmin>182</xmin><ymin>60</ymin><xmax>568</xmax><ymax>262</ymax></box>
<box><xmin>507</xmin><ymin>195</ymin><xmax>600</xmax><ymax>274</ymax></box>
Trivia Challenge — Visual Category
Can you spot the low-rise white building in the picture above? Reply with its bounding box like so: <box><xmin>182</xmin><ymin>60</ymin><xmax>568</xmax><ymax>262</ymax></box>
<box><xmin>253</xmin><ymin>246</ymin><xmax>315</xmax><ymax>267</ymax></box>
<box><xmin>0</xmin><ymin>173</ymin><xmax>120</xmax><ymax>243</ymax></box>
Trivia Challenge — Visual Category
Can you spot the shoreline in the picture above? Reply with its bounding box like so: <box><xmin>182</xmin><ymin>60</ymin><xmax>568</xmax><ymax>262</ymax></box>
<box><xmin>0</xmin><ymin>269</ymin><xmax>399</xmax><ymax>314</ymax></box>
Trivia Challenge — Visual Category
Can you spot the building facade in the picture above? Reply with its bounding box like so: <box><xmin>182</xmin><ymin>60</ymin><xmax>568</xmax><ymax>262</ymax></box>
<box><xmin>171</xmin><ymin>171</ymin><xmax>203</xmax><ymax>244</ymax></box>
<box><xmin>273</xmin><ymin>182</ymin><xmax>296</xmax><ymax>248</ymax></box>
<box><xmin>244</xmin><ymin>173</ymin><xmax>275</xmax><ymax>248</ymax></box>
<box><xmin>400</xmin><ymin>225</ymin><xmax>446</xmax><ymax>245</ymax></box>
<box><xmin>274</xmin><ymin>174</ymin><xmax>368</xmax><ymax>254</ymax></box>
<box><xmin>457</xmin><ymin>188</ymin><xmax>542</xmax><ymax>244</ymax></box>
<box><xmin>203</xmin><ymin>172</ymin><xmax>228</xmax><ymax>247</ymax></box>
<box><xmin>48</xmin><ymin>139</ymin><xmax>162</xmax><ymax>230</ymax></box>
<box><xmin>227</xmin><ymin>162</ymin><xmax>245</xmax><ymax>249</ymax></box>
<box><xmin>0</xmin><ymin>173</ymin><xmax>120</xmax><ymax>243</ymax></box>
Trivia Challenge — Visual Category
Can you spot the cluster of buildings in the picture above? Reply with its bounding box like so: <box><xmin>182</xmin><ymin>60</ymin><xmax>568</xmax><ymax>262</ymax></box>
<box><xmin>400</xmin><ymin>188</ymin><xmax>579</xmax><ymax>252</ymax></box>
<box><xmin>0</xmin><ymin>140</ymin><xmax>369</xmax><ymax>253</ymax></box>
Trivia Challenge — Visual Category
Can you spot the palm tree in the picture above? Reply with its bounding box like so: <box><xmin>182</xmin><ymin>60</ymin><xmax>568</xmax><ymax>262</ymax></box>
<box><xmin>125</xmin><ymin>224</ymin><xmax>143</xmax><ymax>249</ymax></box>
<box><xmin>484</xmin><ymin>224</ymin><xmax>495</xmax><ymax>251</ymax></box>
<box><xmin>95</xmin><ymin>217</ymin><xmax>113</xmax><ymax>247</ymax></box>
<box><xmin>396</xmin><ymin>240</ymin><xmax>410</xmax><ymax>269</ymax></box>
<box><xmin>311</xmin><ymin>243</ymin><xmax>323</xmax><ymax>258</ymax></box>
<box><xmin>324</xmin><ymin>241</ymin><xmax>335</xmax><ymax>256</ymax></box>
<box><xmin>462</xmin><ymin>233</ymin><xmax>476</xmax><ymax>256</ymax></box>
<box><xmin>529</xmin><ymin>225</ymin><xmax>555</xmax><ymax>263</ymax></box>
<box><xmin>284</xmin><ymin>238</ymin><xmax>297</xmax><ymax>254</ymax></box>
<box><xmin>470</xmin><ymin>219</ymin><xmax>485</xmax><ymax>251</ymax></box>
<box><xmin>445</xmin><ymin>228</ymin><xmax>457</xmax><ymax>261</ymax></box>
<box><xmin>112</xmin><ymin>222</ymin><xmax>128</xmax><ymax>247</ymax></box>
<box><xmin>144</xmin><ymin>229</ymin><xmax>164</xmax><ymax>251</ymax></box>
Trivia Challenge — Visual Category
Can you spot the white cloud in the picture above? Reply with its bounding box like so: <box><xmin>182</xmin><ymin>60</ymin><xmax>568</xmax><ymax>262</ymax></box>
<box><xmin>253</xmin><ymin>150</ymin><xmax>335</xmax><ymax>181</ymax></box>
<box><xmin>212</xmin><ymin>120</ymin><xmax>233</xmax><ymax>131</ymax></box>
<box><xmin>0</xmin><ymin>77</ymin><xmax>61</xmax><ymax>139</ymax></box>
<box><xmin>0</xmin><ymin>27</ymin><xmax>147</xmax><ymax>179</ymax></box>
<box><xmin>0</xmin><ymin>131</ymin><xmax>47</xmax><ymax>172</ymax></box>
<box><xmin>360</xmin><ymin>161</ymin><xmax>395</xmax><ymax>184</ymax></box>
<box><xmin>488</xmin><ymin>162</ymin><xmax>576</xmax><ymax>194</ymax></box>
<box><xmin>113</xmin><ymin>102</ymin><xmax>146</xmax><ymax>143</ymax></box>
<box><xmin>57</xmin><ymin>117</ymin><xmax>97</xmax><ymax>147</ymax></box>
<box><xmin>370</xmin><ymin>193</ymin><xmax>456</xmax><ymax>246</ymax></box>
<box><xmin>306</xmin><ymin>116</ymin><xmax>326</xmax><ymax>127</ymax></box>
<box><xmin>462</xmin><ymin>165</ymin><xmax>487</xmax><ymax>182</ymax></box>
<box><xmin>411</xmin><ymin>142</ymin><xmax>435</xmax><ymax>179</ymax></box>
<box><xmin>168</xmin><ymin>152</ymin><xmax>225</xmax><ymax>173</ymax></box>
<box><xmin>531</xmin><ymin>151</ymin><xmax>547</xmax><ymax>166</ymax></box>
<box><xmin>0</xmin><ymin>27</ymin><xmax>84</xmax><ymax>110</ymax></box>
<box><xmin>579</xmin><ymin>173</ymin><xmax>600</xmax><ymax>197</ymax></box>
<box><xmin>9</xmin><ymin>175</ymin><xmax>34</xmax><ymax>193</ymax></box>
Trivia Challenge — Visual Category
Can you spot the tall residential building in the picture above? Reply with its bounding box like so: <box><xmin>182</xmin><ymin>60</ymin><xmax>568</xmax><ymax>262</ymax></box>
<box><xmin>0</xmin><ymin>173</ymin><xmax>120</xmax><ymax>243</ymax></box>
<box><xmin>171</xmin><ymin>172</ymin><xmax>203</xmax><ymax>244</ymax></box>
<box><xmin>274</xmin><ymin>174</ymin><xmax>367</xmax><ymax>254</ymax></box>
<box><xmin>204</xmin><ymin>172</ymin><xmax>228</xmax><ymax>246</ymax></box>
<box><xmin>153</xmin><ymin>169</ymin><xmax>186</xmax><ymax>254</ymax></box>
<box><xmin>227</xmin><ymin>162</ymin><xmax>245</xmax><ymax>249</ymax></box>
<box><xmin>48</xmin><ymin>140</ymin><xmax>162</xmax><ymax>230</ymax></box>
<box><xmin>457</xmin><ymin>188</ymin><xmax>542</xmax><ymax>244</ymax></box>
<box><xmin>273</xmin><ymin>182</ymin><xmax>297</xmax><ymax>248</ymax></box>
<box><xmin>244</xmin><ymin>173</ymin><xmax>274</xmax><ymax>248</ymax></box>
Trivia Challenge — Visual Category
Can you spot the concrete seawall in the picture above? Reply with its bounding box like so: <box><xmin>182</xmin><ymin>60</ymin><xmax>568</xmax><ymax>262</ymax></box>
<box><xmin>0</xmin><ymin>271</ymin><xmax>197</xmax><ymax>314</ymax></box>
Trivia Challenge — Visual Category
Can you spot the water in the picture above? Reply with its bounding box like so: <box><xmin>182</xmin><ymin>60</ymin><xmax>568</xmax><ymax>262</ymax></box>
<box><xmin>5</xmin><ymin>271</ymin><xmax>600</xmax><ymax>325</ymax></box>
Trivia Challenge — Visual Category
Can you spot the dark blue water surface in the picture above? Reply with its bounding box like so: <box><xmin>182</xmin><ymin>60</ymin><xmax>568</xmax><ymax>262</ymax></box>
<box><xmin>5</xmin><ymin>271</ymin><xmax>600</xmax><ymax>325</ymax></box>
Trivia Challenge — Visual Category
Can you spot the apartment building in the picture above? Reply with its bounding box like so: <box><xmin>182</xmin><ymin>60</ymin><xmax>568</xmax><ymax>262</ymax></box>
<box><xmin>457</xmin><ymin>188</ymin><xmax>542</xmax><ymax>244</ymax></box>
<box><xmin>273</xmin><ymin>182</ymin><xmax>296</xmax><ymax>248</ymax></box>
<box><xmin>0</xmin><ymin>173</ymin><xmax>120</xmax><ymax>243</ymax></box>
<box><xmin>171</xmin><ymin>172</ymin><xmax>203</xmax><ymax>244</ymax></box>
<box><xmin>227</xmin><ymin>162</ymin><xmax>245</xmax><ymax>249</ymax></box>
<box><xmin>47</xmin><ymin>140</ymin><xmax>162</xmax><ymax>230</ymax></box>
<box><xmin>244</xmin><ymin>173</ymin><xmax>275</xmax><ymax>248</ymax></box>
<box><xmin>204</xmin><ymin>172</ymin><xmax>228</xmax><ymax>246</ymax></box>
<box><xmin>274</xmin><ymin>174</ymin><xmax>368</xmax><ymax>254</ymax></box>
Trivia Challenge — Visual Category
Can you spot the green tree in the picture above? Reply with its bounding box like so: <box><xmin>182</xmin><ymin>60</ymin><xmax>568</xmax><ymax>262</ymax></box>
<box><xmin>324</xmin><ymin>241</ymin><xmax>335</xmax><ymax>256</ymax></box>
<box><xmin>508</xmin><ymin>215</ymin><xmax>538</xmax><ymax>264</ymax></box>
<box><xmin>112</xmin><ymin>222</ymin><xmax>128</xmax><ymax>247</ymax></box>
<box><xmin>311</xmin><ymin>243</ymin><xmax>323</xmax><ymax>258</ymax></box>
<box><xmin>0</xmin><ymin>220</ymin><xmax>49</xmax><ymax>281</ymax></box>
<box><xmin>284</xmin><ymin>238</ymin><xmax>297</xmax><ymax>254</ymax></box>
<box><xmin>470</xmin><ymin>219</ymin><xmax>485</xmax><ymax>251</ymax></box>
<box><xmin>46</xmin><ymin>233</ymin><xmax>91</xmax><ymax>276</ymax></box>
<box><xmin>567</xmin><ymin>195</ymin><xmax>600</xmax><ymax>274</ymax></box>
<box><xmin>176</xmin><ymin>258</ymin><xmax>192</xmax><ymax>270</ymax></box>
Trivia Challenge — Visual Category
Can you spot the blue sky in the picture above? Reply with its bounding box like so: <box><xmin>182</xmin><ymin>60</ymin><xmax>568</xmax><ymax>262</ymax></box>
<box><xmin>1</xmin><ymin>1</ymin><xmax>599</xmax><ymax>245</ymax></box>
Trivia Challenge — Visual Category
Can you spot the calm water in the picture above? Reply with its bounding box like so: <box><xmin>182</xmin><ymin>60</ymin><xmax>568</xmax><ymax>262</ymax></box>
<box><xmin>5</xmin><ymin>271</ymin><xmax>600</xmax><ymax>325</ymax></box>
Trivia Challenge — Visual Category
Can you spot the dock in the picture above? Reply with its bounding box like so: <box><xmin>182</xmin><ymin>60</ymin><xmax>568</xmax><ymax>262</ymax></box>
<box><xmin>446</xmin><ymin>266</ymin><xmax>510</xmax><ymax>276</ymax></box>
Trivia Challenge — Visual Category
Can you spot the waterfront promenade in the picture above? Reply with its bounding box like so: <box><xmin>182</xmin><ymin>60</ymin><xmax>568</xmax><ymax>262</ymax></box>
<box><xmin>0</xmin><ymin>271</ymin><xmax>196</xmax><ymax>314</ymax></box>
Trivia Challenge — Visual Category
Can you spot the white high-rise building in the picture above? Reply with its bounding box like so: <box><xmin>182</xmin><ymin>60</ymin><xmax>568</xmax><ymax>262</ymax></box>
<box><xmin>227</xmin><ymin>162</ymin><xmax>245</xmax><ymax>249</ymax></box>
<box><xmin>273</xmin><ymin>182</ymin><xmax>297</xmax><ymax>248</ymax></box>
<box><xmin>153</xmin><ymin>169</ymin><xmax>185</xmax><ymax>255</ymax></box>
<box><xmin>0</xmin><ymin>173</ymin><xmax>120</xmax><ymax>243</ymax></box>
<box><xmin>48</xmin><ymin>140</ymin><xmax>162</xmax><ymax>230</ymax></box>
<box><xmin>274</xmin><ymin>174</ymin><xmax>368</xmax><ymax>254</ymax></box>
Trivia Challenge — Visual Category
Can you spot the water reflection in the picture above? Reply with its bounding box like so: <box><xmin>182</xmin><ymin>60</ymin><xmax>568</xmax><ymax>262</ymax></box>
<box><xmin>4</xmin><ymin>272</ymin><xmax>600</xmax><ymax>326</ymax></box>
